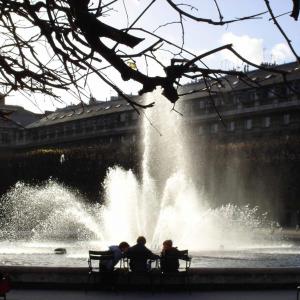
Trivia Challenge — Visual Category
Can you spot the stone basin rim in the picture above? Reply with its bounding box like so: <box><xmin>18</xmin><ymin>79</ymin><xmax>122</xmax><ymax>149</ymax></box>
<box><xmin>2</xmin><ymin>266</ymin><xmax>300</xmax><ymax>273</ymax></box>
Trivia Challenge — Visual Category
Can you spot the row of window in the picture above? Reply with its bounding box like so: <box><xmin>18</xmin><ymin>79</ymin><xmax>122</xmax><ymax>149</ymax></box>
<box><xmin>29</xmin><ymin>113</ymin><xmax>139</xmax><ymax>142</ymax></box>
<box><xmin>50</xmin><ymin>104</ymin><xmax>123</xmax><ymax>120</ymax></box>
<box><xmin>91</xmin><ymin>134</ymin><xmax>137</xmax><ymax>145</ymax></box>
<box><xmin>48</xmin><ymin>107</ymin><xmax>139</xmax><ymax>123</ymax></box>
<box><xmin>194</xmin><ymin>94</ymin><xmax>297</xmax><ymax>112</ymax></box>
<box><xmin>1</xmin><ymin>101</ymin><xmax>298</xmax><ymax>146</ymax></box>
<box><xmin>187</xmin><ymin>80</ymin><xmax>300</xmax><ymax>113</ymax></box>
<box><xmin>23</xmin><ymin>125</ymin><xmax>137</xmax><ymax>145</ymax></box>
<box><xmin>201</xmin><ymin>113</ymin><xmax>292</xmax><ymax>134</ymax></box>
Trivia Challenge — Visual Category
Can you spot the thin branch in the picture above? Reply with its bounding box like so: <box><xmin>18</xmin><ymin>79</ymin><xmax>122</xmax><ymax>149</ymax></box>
<box><xmin>166</xmin><ymin>0</ymin><xmax>267</xmax><ymax>25</ymax></box>
<box><xmin>264</xmin><ymin>0</ymin><xmax>300</xmax><ymax>63</ymax></box>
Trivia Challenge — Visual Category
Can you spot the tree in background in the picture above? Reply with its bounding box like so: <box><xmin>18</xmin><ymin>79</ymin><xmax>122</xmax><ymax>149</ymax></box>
<box><xmin>0</xmin><ymin>0</ymin><xmax>299</xmax><ymax>113</ymax></box>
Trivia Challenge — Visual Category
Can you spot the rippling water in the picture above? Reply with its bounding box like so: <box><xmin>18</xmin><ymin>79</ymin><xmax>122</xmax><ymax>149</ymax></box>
<box><xmin>1</xmin><ymin>238</ymin><xmax>300</xmax><ymax>268</ymax></box>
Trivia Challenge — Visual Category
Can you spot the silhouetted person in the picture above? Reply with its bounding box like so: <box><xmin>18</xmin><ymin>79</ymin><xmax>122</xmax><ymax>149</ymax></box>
<box><xmin>296</xmin><ymin>210</ymin><xmax>300</xmax><ymax>230</ymax></box>
<box><xmin>126</xmin><ymin>236</ymin><xmax>159</xmax><ymax>272</ymax></box>
<box><xmin>101</xmin><ymin>241</ymin><xmax>130</xmax><ymax>271</ymax></box>
<box><xmin>160</xmin><ymin>239</ymin><xmax>188</xmax><ymax>273</ymax></box>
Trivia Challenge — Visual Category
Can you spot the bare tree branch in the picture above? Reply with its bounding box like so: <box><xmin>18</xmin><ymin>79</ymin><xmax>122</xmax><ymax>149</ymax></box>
<box><xmin>0</xmin><ymin>0</ymin><xmax>298</xmax><ymax>112</ymax></box>
<box><xmin>264</xmin><ymin>0</ymin><xmax>300</xmax><ymax>63</ymax></box>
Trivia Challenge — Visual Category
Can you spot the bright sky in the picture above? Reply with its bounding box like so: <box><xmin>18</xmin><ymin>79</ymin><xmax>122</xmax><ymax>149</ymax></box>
<box><xmin>5</xmin><ymin>0</ymin><xmax>300</xmax><ymax>113</ymax></box>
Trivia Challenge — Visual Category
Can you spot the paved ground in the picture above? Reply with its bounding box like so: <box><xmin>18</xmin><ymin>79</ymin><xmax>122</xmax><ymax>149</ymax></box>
<box><xmin>4</xmin><ymin>289</ymin><xmax>298</xmax><ymax>300</ymax></box>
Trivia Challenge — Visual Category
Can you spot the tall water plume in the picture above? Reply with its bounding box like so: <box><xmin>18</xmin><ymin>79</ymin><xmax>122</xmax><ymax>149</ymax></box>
<box><xmin>102</xmin><ymin>92</ymin><xmax>276</xmax><ymax>250</ymax></box>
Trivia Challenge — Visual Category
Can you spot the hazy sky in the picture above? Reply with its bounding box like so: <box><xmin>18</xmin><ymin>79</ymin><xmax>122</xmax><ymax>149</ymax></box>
<box><xmin>5</xmin><ymin>0</ymin><xmax>300</xmax><ymax>113</ymax></box>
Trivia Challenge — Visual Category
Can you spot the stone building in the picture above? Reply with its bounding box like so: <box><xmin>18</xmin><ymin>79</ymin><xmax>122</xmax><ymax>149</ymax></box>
<box><xmin>0</xmin><ymin>96</ymin><xmax>43</xmax><ymax>149</ymax></box>
<box><xmin>0</xmin><ymin>62</ymin><xmax>298</xmax><ymax>149</ymax></box>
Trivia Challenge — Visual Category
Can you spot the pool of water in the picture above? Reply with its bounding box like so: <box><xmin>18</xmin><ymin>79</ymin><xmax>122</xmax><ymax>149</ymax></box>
<box><xmin>1</xmin><ymin>239</ymin><xmax>300</xmax><ymax>268</ymax></box>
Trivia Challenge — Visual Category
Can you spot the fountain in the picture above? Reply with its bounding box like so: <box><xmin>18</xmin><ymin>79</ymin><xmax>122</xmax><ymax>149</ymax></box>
<box><xmin>101</xmin><ymin>92</ymin><xmax>278</xmax><ymax>251</ymax></box>
<box><xmin>0</xmin><ymin>91</ymin><xmax>299</xmax><ymax>268</ymax></box>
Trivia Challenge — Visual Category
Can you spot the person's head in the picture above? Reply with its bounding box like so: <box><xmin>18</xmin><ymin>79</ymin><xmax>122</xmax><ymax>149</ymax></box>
<box><xmin>162</xmin><ymin>239</ymin><xmax>173</xmax><ymax>251</ymax></box>
<box><xmin>136</xmin><ymin>236</ymin><xmax>146</xmax><ymax>245</ymax></box>
<box><xmin>119</xmin><ymin>241</ymin><xmax>130</xmax><ymax>252</ymax></box>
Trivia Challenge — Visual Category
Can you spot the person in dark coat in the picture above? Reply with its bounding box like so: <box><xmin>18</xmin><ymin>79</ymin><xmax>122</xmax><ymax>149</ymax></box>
<box><xmin>160</xmin><ymin>239</ymin><xmax>188</xmax><ymax>273</ymax></box>
<box><xmin>100</xmin><ymin>241</ymin><xmax>130</xmax><ymax>271</ymax></box>
<box><xmin>126</xmin><ymin>236</ymin><xmax>159</xmax><ymax>272</ymax></box>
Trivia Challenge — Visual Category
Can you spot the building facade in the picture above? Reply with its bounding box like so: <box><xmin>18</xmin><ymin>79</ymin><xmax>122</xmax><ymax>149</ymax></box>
<box><xmin>0</xmin><ymin>62</ymin><xmax>298</xmax><ymax>150</ymax></box>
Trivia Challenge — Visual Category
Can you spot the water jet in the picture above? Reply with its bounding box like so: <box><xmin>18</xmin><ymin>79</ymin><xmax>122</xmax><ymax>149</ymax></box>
<box><xmin>0</xmin><ymin>92</ymin><xmax>298</xmax><ymax>268</ymax></box>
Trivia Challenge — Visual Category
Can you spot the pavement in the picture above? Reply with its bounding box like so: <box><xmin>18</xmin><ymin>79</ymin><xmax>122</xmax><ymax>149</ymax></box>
<box><xmin>4</xmin><ymin>289</ymin><xmax>298</xmax><ymax>300</ymax></box>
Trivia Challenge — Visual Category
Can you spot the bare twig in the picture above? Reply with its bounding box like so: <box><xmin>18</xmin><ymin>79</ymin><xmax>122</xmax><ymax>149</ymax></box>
<box><xmin>264</xmin><ymin>0</ymin><xmax>300</xmax><ymax>63</ymax></box>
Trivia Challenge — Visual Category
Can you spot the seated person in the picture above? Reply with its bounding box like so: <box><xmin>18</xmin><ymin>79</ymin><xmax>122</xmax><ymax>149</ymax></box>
<box><xmin>160</xmin><ymin>239</ymin><xmax>188</xmax><ymax>273</ymax></box>
<box><xmin>126</xmin><ymin>236</ymin><xmax>159</xmax><ymax>272</ymax></box>
<box><xmin>100</xmin><ymin>241</ymin><xmax>130</xmax><ymax>271</ymax></box>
